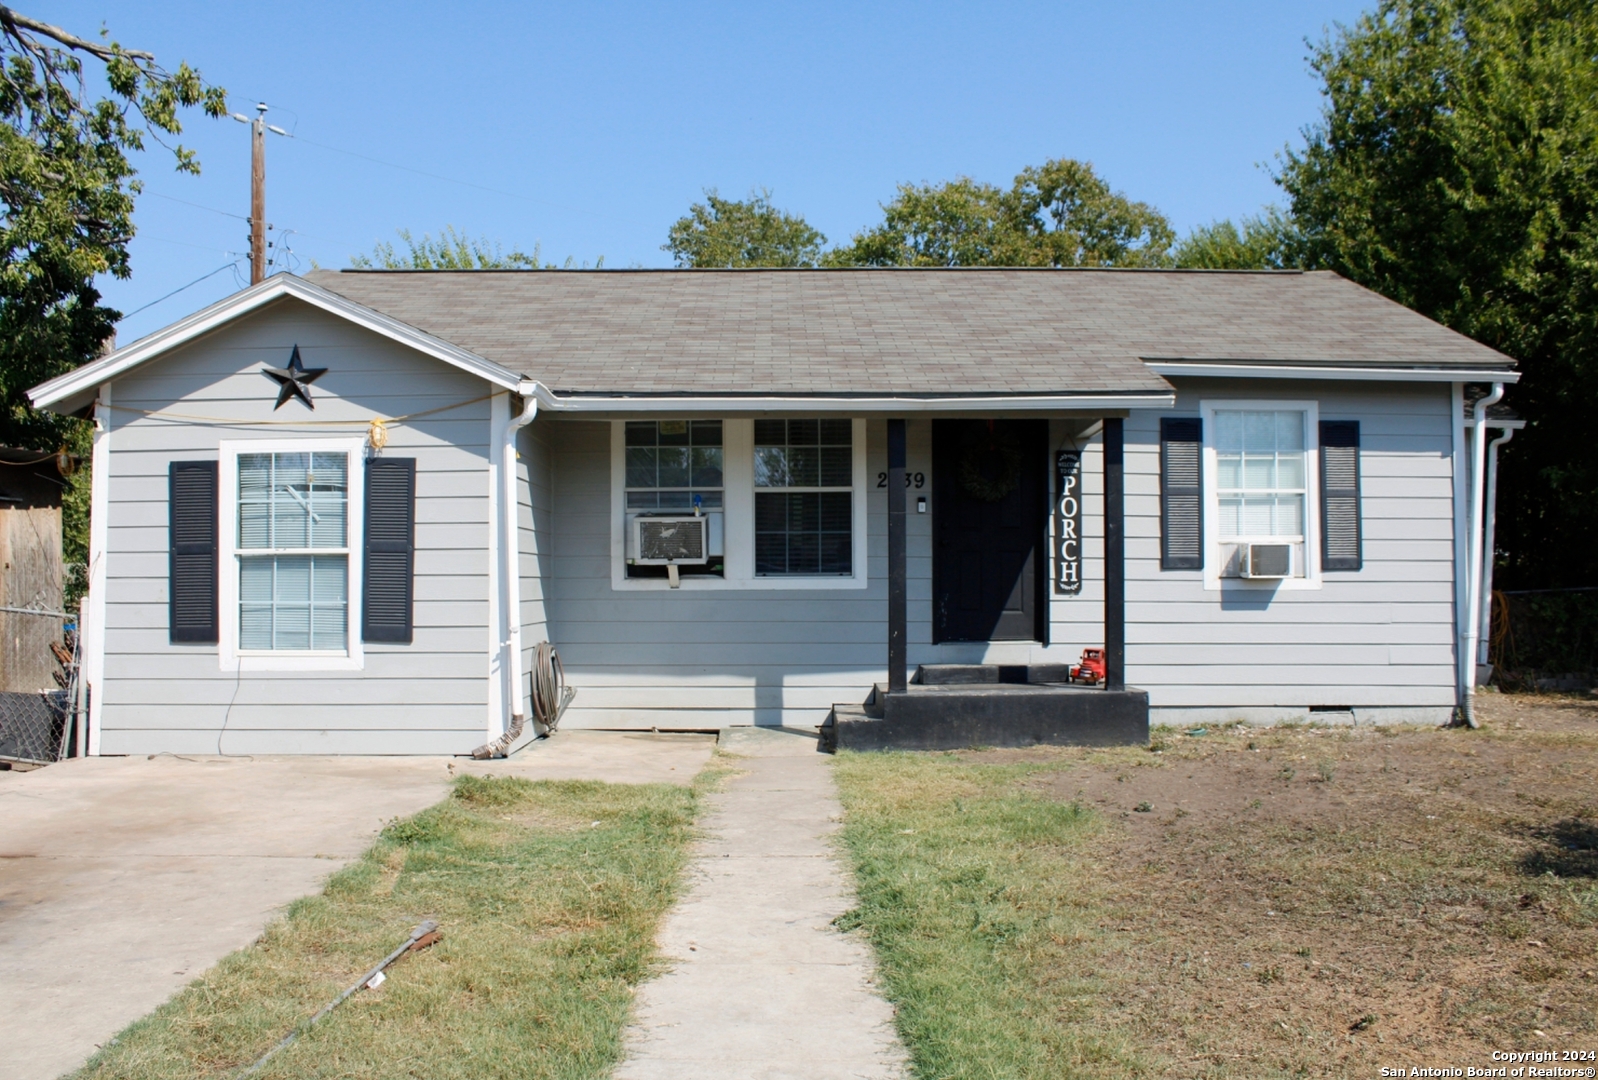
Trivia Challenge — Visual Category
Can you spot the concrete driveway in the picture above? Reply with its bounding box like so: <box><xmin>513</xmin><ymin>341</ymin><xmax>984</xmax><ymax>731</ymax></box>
<box><xmin>0</xmin><ymin>732</ymin><xmax>714</xmax><ymax>1080</ymax></box>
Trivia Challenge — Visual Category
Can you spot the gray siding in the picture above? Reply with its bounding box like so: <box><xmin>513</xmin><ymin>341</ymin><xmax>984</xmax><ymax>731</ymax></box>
<box><xmin>1125</xmin><ymin>378</ymin><xmax>1457</xmax><ymax>722</ymax></box>
<box><xmin>546</xmin><ymin>420</ymin><xmax>890</xmax><ymax>728</ymax></box>
<box><xmin>542</xmin><ymin>384</ymin><xmax>1457</xmax><ymax>729</ymax></box>
<box><xmin>100</xmin><ymin>298</ymin><xmax>495</xmax><ymax>754</ymax></box>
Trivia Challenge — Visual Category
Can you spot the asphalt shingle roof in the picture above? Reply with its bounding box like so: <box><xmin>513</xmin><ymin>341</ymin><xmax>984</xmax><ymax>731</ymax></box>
<box><xmin>302</xmin><ymin>268</ymin><xmax>1515</xmax><ymax>396</ymax></box>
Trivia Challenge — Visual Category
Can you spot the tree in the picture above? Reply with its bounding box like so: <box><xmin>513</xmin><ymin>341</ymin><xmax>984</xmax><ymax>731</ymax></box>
<box><xmin>1173</xmin><ymin>208</ymin><xmax>1302</xmax><ymax>269</ymax></box>
<box><xmin>663</xmin><ymin>189</ymin><xmax>826</xmax><ymax>268</ymax></box>
<box><xmin>825</xmin><ymin>177</ymin><xmax>1014</xmax><ymax>267</ymax></box>
<box><xmin>1276</xmin><ymin>0</ymin><xmax>1598</xmax><ymax>588</ymax></box>
<box><xmin>828</xmin><ymin>158</ymin><xmax>1174</xmax><ymax>267</ymax></box>
<box><xmin>1006</xmin><ymin>158</ymin><xmax>1174</xmax><ymax>267</ymax></box>
<box><xmin>350</xmin><ymin>226</ymin><xmax>593</xmax><ymax>270</ymax></box>
<box><xmin>0</xmin><ymin>9</ymin><xmax>224</xmax><ymax>448</ymax></box>
<box><xmin>0</xmin><ymin>9</ymin><xmax>225</xmax><ymax>603</ymax></box>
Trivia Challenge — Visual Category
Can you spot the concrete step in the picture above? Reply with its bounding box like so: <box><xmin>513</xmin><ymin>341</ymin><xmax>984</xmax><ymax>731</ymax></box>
<box><xmin>836</xmin><ymin>683</ymin><xmax>1149</xmax><ymax>751</ymax></box>
<box><xmin>915</xmin><ymin>663</ymin><xmax>1076</xmax><ymax>686</ymax></box>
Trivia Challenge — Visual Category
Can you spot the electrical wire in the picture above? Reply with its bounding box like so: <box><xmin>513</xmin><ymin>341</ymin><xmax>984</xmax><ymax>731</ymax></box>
<box><xmin>118</xmin><ymin>260</ymin><xmax>243</xmax><ymax>320</ymax></box>
<box><xmin>284</xmin><ymin>131</ymin><xmax>565</xmax><ymax>209</ymax></box>
<box><xmin>102</xmin><ymin>391</ymin><xmax>496</xmax><ymax>428</ymax></box>
<box><xmin>145</xmin><ymin>191</ymin><xmax>249</xmax><ymax>221</ymax></box>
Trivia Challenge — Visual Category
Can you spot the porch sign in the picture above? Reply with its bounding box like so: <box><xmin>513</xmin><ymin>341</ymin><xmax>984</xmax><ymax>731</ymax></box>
<box><xmin>1055</xmin><ymin>450</ymin><xmax>1083</xmax><ymax>595</ymax></box>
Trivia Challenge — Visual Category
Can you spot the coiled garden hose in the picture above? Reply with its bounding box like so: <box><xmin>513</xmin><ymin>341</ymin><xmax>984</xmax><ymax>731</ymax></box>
<box><xmin>471</xmin><ymin>641</ymin><xmax>569</xmax><ymax>758</ymax></box>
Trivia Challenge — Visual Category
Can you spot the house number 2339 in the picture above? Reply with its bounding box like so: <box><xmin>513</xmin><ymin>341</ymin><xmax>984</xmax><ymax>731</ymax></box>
<box><xmin>876</xmin><ymin>472</ymin><xmax>926</xmax><ymax>488</ymax></box>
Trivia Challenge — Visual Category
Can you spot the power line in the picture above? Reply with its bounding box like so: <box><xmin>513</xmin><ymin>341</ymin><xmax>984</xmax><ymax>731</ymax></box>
<box><xmin>118</xmin><ymin>261</ymin><xmax>242</xmax><ymax>320</ymax></box>
<box><xmin>286</xmin><ymin>131</ymin><xmax>588</xmax><ymax>215</ymax></box>
<box><xmin>145</xmin><ymin>191</ymin><xmax>249</xmax><ymax>221</ymax></box>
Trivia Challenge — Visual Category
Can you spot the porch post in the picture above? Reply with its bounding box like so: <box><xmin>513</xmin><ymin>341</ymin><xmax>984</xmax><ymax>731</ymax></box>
<box><xmin>1103</xmin><ymin>417</ymin><xmax>1126</xmax><ymax>691</ymax></box>
<box><xmin>887</xmin><ymin>418</ymin><xmax>908</xmax><ymax>693</ymax></box>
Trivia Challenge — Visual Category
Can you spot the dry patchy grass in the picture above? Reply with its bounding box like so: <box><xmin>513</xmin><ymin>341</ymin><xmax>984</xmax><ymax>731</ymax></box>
<box><xmin>69</xmin><ymin>773</ymin><xmax>705</xmax><ymax>1080</ymax></box>
<box><xmin>834</xmin><ymin>694</ymin><xmax>1598</xmax><ymax>1079</ymax></box>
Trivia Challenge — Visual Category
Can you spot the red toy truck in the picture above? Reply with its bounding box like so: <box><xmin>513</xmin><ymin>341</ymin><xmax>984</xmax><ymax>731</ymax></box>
<box><xmin>1069</xmin><ymin>648</ymin><xmax>1106</xmax><ymax>685</ymax></box>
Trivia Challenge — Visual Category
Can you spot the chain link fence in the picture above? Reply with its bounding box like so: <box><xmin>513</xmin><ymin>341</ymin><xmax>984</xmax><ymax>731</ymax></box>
<box><xmin>0</xmin><ymin>614</ymin><xmax>81</xmax><ymax>766</ymax></box>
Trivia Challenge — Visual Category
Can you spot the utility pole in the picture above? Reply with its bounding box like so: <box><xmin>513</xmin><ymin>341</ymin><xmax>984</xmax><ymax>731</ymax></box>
<box><xmin>250</xmin><ymin>103</ymin><xmax>266</xmax><ymax>284</ymax></box>
<box><xmin>233</xmin><ymin>103</ymin><xmax>286</xmax><ymax>284</ymax></box>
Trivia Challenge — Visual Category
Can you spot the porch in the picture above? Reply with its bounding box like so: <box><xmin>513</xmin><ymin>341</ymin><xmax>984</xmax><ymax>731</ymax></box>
<box><xmin>821</xmin><ymin>415</ymin><xmax>1148</xmax><ymax>751</ymax></box>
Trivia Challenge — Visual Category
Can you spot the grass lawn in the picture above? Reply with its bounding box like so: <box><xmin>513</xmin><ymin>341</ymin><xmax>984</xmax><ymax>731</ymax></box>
<box><xmin>70</xmin><ymin>772</ymin><xmax>712</xmax><ymax>1080</ymax></box>
<box><xmin>834</xmin><ymin>693</ymin><xmax>1598</xmax><ymax>1079</ymax></box>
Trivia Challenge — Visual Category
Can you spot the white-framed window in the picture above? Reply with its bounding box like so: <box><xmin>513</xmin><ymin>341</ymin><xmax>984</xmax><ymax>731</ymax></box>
<box><xmin>609</xmin><ymin>418</ymin><xmax>868</xmax><ymax>590</ymax></box>
<box><xmin>624</xmin><ymin>419</ymin><xmax>725</xmax><ymax>579</ymax></box>
<box><xmin>754</xmin><ymin>419</ymin><xmax>854</xmax><ymax>576</ymax></box>
<box><xmin>218</xmin><ymin>437</ymin><xmax>366</xmax><ymax>670</ymax></box>
<box><xmin>1201</xmin><ymin>400</ymin><xmax>1321</xmax><ymax>590</ymax></box>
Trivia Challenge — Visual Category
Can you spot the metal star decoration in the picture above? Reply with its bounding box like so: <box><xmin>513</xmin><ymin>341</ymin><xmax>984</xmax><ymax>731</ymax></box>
<box><xmin>262</xmin><ymin>345</ymin><xmax>327</xmax><ymax>410</ymax></box>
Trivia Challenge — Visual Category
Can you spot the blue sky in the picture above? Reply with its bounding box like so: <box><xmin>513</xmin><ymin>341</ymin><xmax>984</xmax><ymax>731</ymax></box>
<box><xmin>36</xmin><ymin>1</ymin><xmax>1368</xmax><ymax>342</ymax></box>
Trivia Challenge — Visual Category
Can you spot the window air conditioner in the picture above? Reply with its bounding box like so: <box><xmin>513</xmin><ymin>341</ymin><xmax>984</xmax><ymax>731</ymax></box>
<box><xmin>1242</xmin><ymin>542</ymin><xmax>1292</xmax><ymax>579</ymax></box>
<box><xmin>632</xmin><ymin>515</ymin><xmax>709</xmax><ymax>566</ymax></box>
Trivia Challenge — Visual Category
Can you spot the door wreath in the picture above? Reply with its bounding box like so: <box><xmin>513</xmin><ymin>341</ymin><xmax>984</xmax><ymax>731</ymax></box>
<box><xmin>957</xmin><ymin>437</ymin><xmax>1024</xmax><ymax>502</ymax></box>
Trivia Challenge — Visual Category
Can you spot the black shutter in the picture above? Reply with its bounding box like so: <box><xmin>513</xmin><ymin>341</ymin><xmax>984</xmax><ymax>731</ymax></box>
<box><xmin>364</xmin><ymin>458</ymin><xmax>416</xmax><ymax>643</ymax></box>
<box><xmin>1160</xmin><ymin>418</ymin><xmax>1203</xmax><ymax>570</ymax></box>
<box><xmin>169</xmin><ymin>461</ymin><xmax>219</xmax><ymax>643</ymax></box>
<box><xmin>1320</xmin><ymin>420</ymin><xmax>1362</xmax><ymax>571</ymax></box>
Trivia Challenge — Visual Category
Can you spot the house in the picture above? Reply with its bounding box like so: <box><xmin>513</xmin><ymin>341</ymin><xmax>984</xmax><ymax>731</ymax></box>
<box><xmin>27</xmin><ymin>268</ymin><xmax>1520</xmax><ymax>755</ymax></box>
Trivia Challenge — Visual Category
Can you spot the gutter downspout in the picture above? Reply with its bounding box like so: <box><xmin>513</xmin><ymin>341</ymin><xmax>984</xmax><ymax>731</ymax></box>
<box><xmin>501</xmin><ymin>394</ymin><xmax>539</xmax><ymax>734</ymax></box>
<box><xmin>1460</xmin><ymin>382</ymin><xmax>1505</xmax><ymax>728</ymax></box>
<box><xmin>1477</xmin><ymin>425</ymin><xmax>1516</xmax><ymax>670</ymax></box>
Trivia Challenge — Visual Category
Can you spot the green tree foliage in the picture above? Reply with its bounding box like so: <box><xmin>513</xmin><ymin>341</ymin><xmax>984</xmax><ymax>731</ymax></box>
<box><xmin>1276</xmin><ymin>0</ymin><xmax>1598</xmax><ymax>588</ymax></box>
<box><xmin>827</xmin><ymin>177</ymin><xmax>1012</xmax><ymax>267</ymax></box>
<box><xmin>829</xmin><ymin>158</ymin><xmax>1174</xmax><ymax>267</ymax></box>
<box><xmin>1173</xmin><ymin>208</ymin><xmax>1301</xmax><ymax>269</ymax></box>
<box><xmin>0</xmin><ymin>10</ymin><xmax>224</xmax><ymax>603</ymax></box>
<box><xmin>663</xmin><ymin>189</ymin><xmax>826</xmax><ymax>268</ymax></box>
<box><xmin>350</xmin><ymin>226</ymin><xmax>595</xmax><ymax>270</ymax></box>
<box><xmin>0</xmin><ymin>10</ymin><xmax>224</xmax><ymax>449</ymax></box>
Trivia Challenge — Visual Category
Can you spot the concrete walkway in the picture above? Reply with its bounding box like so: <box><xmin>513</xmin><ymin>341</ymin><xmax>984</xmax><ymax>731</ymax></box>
<box><xmin>615</xmin><ymin>727</ymin><xmax>907</xmax><ymax>1080</ymax></box>
<box><xmin>0</xmin><ymin>732</ymin><xmax>713</xmax><ymax>1080</ymax></box>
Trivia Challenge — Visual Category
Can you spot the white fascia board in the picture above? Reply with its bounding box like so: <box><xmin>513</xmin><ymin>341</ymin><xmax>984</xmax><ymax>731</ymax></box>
<box><xmin>28</xmin><ymin>273</ymin><xmax>522</xmax><ymax>411</ymax></box>
<box><xmin>1145</xmin><ymin>361</ymin><xmax>1520</xmax><ymax>384</ymax></box>
<box><xmin>518</xmin><ymin>381</ymin><xmax>1174</xmax><ymax>413</ymax></box>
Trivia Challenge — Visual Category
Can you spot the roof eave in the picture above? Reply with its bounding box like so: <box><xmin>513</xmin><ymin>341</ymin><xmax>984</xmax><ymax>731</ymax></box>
<box><xmin>27</xmin><ymin>273</ymin><xmax>522</xmax><ymax>413</ymax></box>
<box><xmin>1143</xmin><ymin>359</ymin><xmax>1519</xmax><ymax>384</ymax></box>
<box><xmin>519</xmin><ymin>383</ymin><xmax>1176</xmax><ymax>413</ymax></box>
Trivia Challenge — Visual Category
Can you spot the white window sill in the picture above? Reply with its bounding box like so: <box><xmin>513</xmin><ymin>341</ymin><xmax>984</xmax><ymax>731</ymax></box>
<box><xmin>610</xmin><ymin>574</ymin><xmax>868</xmax><ymax>592</ymax></box>
<box><xmin>1205</xmin><ymin>576</ymin><xmax>1323</xmax><ymax>592</ymax></box>
<box><xmin>223</xmin><ymin>652</ymin><xmax>365</xmax><ymax>672</ymax></box>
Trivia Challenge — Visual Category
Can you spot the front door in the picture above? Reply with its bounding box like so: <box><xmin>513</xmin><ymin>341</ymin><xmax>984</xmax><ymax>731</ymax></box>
<box><xmin>932</xmin><ymin>419</ymin><xmax>1047</xmax><ymax>643</ymax></box>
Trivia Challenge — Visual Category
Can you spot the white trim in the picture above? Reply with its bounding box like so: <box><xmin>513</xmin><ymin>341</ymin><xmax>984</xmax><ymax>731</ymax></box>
<box><xmin>1462</xmin><ymin>382</ymin><xmax>1505</xmax><ymax>712</ymax></box>
<box><xmin>609</xmin><ymin>417</ymin><xmax>871</xmax><ymax>591</ymax></box>
<box><xmin>1145</xmin><ymin>361</ymin><xmax>1518</xmax><ymax>384</ymax></box>
<box><xmin>217</xmin><ymin>437</ymin><xmax>367</xmax><ymax>671</ymax></box>
<box><xmin>85</xmin><ymin>385</ymin><xmax>111</xmax><ymax>755</ymax></box>
<box><xmin>485</xmin><ymin>391</ymin><xmax>505</xmax><ymax>739</ymax></box>
<box><xmin>28</xmin><ymin>274</ymin><xmax>522</xmax><ymax>412</ymax></box>
<box><xmin>525</xmin><ymin>381</ymin><xmax>1170</xmax><ymax>414</ymax></box>
<box><xmin>1200</xmin><ymin>399</ymin><xmax>1322</xmax><ymax>591</ymax></box>
<box><xmin>501</xmin><ymin>394</ymin><xmax>539</xmax><ymax>734</ymax></box>
<box><xmin>1451</xmin><ymin>382</ymin><xmax>1469</xmax><ymax>712</ymax></box>
<box><xmin>1478</xmin><ymin>425</ymin><xmax>1516</xmax><ymax>667</ymax></box>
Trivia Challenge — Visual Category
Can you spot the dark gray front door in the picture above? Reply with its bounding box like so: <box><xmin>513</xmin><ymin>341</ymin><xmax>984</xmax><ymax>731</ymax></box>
<box><xmin>932</xmin><ymin>419</ymin><xmax>1047</xmax><ymax>643</ymax></box>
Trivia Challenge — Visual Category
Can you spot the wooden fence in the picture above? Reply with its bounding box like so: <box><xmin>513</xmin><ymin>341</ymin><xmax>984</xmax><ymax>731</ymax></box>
<box><xmin>0</xmin><ymin>503</ymin><xmax>64</xmax><ymax>693</ymax></box>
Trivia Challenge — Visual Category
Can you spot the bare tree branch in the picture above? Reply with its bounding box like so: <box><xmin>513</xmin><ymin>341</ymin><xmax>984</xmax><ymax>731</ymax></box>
<box><xmin>0</xmin><ymin>6</ymin><xmax>155</xmax><ymax>63</ymax></box>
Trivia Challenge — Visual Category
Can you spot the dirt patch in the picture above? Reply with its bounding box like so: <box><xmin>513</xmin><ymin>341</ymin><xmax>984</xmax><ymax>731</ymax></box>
<box><xmin>958</xmin><ymin>694</ymin><xmax>1598</xmax><ymax>1075</ymax></box>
